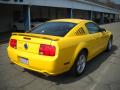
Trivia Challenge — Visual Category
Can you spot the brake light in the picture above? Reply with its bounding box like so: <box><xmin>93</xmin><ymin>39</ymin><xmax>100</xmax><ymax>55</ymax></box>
<box><xmin>10</xmin><ymin>39</ymin><xmax>17</xmax><ymax>48</ymax></box>
<box><xmin>39</xmin><ymin>44</ymin><xmax>56</xmax><ymax>56</ymax></box>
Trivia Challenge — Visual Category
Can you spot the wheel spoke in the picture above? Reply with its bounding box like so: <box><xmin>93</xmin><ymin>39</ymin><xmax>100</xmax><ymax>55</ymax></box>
<box><xmin>77</xmin><ymin>55</ymin><xmax>86</xmax><ymax>73</ymax></box>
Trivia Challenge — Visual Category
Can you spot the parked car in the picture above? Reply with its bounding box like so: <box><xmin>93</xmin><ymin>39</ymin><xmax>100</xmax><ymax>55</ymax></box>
<box><xmin>7</xmin><ymin>19</ymin><xmax>113</xmax><ymax>76</ymax></box>
<box><xmin>11</xmin><ymin>18</ymin><xmax>49</xmax><ymax>32</ymax></box>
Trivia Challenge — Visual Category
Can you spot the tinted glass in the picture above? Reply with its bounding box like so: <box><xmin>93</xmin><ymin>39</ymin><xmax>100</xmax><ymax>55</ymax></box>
<box><xmin>86</xmin><ymin>23</ymin><xmax>100</xmax><ymax>34</ymax></box>
<box><xmin>30</xmin><ymin>22</ymin><xmax>76</xmax><ymax>36</ymax></box>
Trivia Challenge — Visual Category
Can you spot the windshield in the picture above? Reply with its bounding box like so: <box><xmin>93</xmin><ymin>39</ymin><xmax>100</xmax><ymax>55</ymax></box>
<box><xmin>30</xmin><ymin>22</ymin><xmax>76</xmax><ymax>36</ymax></box>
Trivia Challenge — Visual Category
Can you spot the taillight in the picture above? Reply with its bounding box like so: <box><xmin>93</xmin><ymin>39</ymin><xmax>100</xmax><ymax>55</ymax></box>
<box><xmin>39</xmin><ymin>44</ymin><xmax>56</xmax><ymax>56</ymax></box>
<box><xmin>10</xmin><ymin>39</ymin><xmax>17</xmax><ymax>48</ymax></box>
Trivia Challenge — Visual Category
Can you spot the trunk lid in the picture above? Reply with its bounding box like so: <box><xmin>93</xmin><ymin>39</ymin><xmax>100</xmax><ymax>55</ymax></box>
<box><xmin>11</xmin><ymin>33</ymin><xmax>61</xmax><ymax>54</ymax></box>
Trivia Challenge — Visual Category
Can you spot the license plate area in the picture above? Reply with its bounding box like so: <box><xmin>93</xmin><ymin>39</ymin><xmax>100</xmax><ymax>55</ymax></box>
<box><xmin>20</xmin><ymin>57</ymin><xmax>28</xmax><ymax>64</ymax></box>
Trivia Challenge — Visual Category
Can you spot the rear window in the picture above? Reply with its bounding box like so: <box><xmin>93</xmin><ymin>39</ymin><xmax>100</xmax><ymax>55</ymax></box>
<box><xmin>30</xmin><ymin>22</ymin><xmax>76</xmax><ymax>36</ymax></box>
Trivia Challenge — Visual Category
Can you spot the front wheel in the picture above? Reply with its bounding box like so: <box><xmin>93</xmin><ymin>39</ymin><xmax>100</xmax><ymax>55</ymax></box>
<box><xmin>106</xmin><ymin>38</ymin><xmax>112</xmax><ymax>51</ymax></box>
<box><xmin>70</xmin><ymin>50</ymin><xmax>87</xmax><ymax>76</ymax></box>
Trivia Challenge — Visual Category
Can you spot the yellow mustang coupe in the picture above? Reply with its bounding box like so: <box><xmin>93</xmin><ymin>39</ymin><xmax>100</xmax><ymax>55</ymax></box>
<box><xmin>7</xmin><ymin>19</ymin><xmax>113</xmax><ymax>76</ymax></box>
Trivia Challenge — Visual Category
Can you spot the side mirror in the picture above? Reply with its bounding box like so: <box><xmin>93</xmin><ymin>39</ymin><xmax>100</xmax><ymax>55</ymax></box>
<box><xmin>100</xmin><ymin>28</ymin><xmax>106</xmax><ymax>32</ymax></box>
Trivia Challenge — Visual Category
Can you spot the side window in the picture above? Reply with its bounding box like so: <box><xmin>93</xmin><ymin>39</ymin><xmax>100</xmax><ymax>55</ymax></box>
<box><xmin>86</xmin><ymin>22</ymin><xmax>100</xmax><ymax>34</ymax></box>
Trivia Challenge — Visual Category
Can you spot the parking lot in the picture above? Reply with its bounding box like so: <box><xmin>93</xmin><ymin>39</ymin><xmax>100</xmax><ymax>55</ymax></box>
<box><xmin>0</xmin><ymin>22</ymin><xmax>120</xmax><ymax>90</ymax></box>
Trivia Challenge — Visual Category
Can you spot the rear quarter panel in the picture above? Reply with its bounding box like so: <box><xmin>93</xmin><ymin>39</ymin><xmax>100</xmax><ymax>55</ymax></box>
<box><xmin>55</xmin><ymin>35</ymin><xmax>92</xmax><ymax>70</ymax></box>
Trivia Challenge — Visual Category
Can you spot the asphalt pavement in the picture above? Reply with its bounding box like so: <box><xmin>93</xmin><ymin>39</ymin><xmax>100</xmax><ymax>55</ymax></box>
<box><xmin>0</xmin><ymin>22</ymin><xmax>120</xmax><ymax>90</ymax></box>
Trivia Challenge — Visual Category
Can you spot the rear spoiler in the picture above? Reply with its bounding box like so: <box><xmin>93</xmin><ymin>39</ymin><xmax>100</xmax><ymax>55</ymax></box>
<box><xmin>12</xmin><ymin>32</ymin><xmax>61</xmax><ymax>41</ymax></box>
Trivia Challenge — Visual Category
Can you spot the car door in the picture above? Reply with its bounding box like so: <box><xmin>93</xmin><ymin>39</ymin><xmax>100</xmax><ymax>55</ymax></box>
<box><xmin>85</xmin><ymin>22</ymin><xmax>104</xmax><ymax>57</ymax></box>
<box><xmin>99</xmin><ymin>28</ymin><xmax>110</xmax><ymax>49</ymax></box>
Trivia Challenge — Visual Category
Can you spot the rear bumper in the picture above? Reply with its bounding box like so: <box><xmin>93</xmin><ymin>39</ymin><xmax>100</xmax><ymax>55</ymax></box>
<box><xmin>7</xmin><ymin>47</ymin><xmax>66</xmax><ymax>76</ymax></box>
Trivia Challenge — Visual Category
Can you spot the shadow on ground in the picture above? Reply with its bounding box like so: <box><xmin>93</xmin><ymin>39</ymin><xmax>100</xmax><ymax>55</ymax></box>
<box><xmin>25</xmin><ymin>45</ymin><xmax>118</xmax><ymax>85</ymax></box>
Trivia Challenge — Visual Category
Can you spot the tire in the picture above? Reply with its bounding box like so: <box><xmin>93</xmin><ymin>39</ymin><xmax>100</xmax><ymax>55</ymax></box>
<box><xmin>106</xmin><ymin>38</ymin><xmax>112</xmax><ymax>51</ymax></box>
<box><xmin>70</xmin><ymin>50</ymin><xmax>87</xmax><ymax>76</ymax></box>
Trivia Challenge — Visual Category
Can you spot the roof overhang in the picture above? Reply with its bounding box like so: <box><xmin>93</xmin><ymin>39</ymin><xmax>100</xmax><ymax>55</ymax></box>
<box><xmin>0</xmin><ymin>0</ymin><xmax>120</xmax><ymax>14</ymax></box>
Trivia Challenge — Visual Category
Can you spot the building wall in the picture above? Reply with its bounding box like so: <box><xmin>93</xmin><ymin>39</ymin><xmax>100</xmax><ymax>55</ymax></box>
<box><xmin>0</xmin><ymin>1</ymin><xmax>119</xmax><ymax>32</ymax></box>
<box><xmin>31</xmin><ymin>6</ymin><xmax>67</xmax><ymax>19</ymax></box>
<box><xmin>31</xmin><ymin>6</ymin><xmax>49</xmax><ymax>19</ymax></box>
<box><xmin>97</xmin><ymin>0</ymin><xmax>108</xmax><ymax>3</ymax></box>
<box><xmin>73</xmin><ymin>9</ymin><xmax>89</xmax><ymax>19</ymax></box>
<box><xmin>56</xmin><ymin>8</ymin><xmax>67</xmax><ymax>19</ymax></box>
<box><xmin>49</xmin><ymin>7</ymin><xmax>57</xmax><ymax>19</ymax></box>
<box><xmin>0</xmin><ymin>5</ymin><xmax>13</xmax><ymax>32</ymax></box>
<box><xmin>0</xmin><ymin>0</ymin><xmax>119</xmax><ymax>14</ymax></box>
<box><xmin>0</xmin><ymin>5</ymin><xmax>69</xmax><ymax>32</ymax></box>
<box><xmin>0</xmin><ymin>5</ymin><xmax>23</xmax><ymax>32</ymax></box>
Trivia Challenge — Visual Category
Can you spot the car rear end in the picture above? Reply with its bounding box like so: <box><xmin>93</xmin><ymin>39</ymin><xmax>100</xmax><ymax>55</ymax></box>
<box><xmin>7</xmin><ymin>33</ymin><xmax>63</xmax><ymax>75</ymax></box>
<box><xmin>7</xmin><ymin>21</ymin><xmax>78</xmax><ymax>75</ymax></box>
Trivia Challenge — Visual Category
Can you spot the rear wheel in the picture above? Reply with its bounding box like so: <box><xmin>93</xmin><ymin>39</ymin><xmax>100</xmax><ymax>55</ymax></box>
<box><xmin>70</xmin><ymin>50</ymin><xmax>87</xmax><ymax>76</ymax></box>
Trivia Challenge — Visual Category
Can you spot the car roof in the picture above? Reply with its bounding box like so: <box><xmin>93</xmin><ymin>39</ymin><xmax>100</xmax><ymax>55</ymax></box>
<box><xmin>49</xmin><ymin>19</ymin><xmax>91</xmax><ymax>24</ymax></box>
